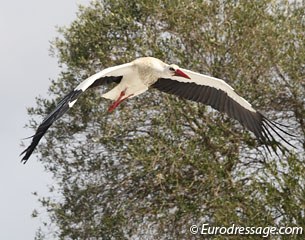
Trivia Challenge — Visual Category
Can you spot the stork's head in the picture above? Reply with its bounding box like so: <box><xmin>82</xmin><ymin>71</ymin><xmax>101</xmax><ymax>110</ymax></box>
<box><xmin>135</xmin><ymin>57</ymin><xmax>191</xmax><ymax>80</ymax></box>
<box><xmin>167</xmin><ymin>64</ymin><xmax>191</xmax><ymax>79</ymax></box>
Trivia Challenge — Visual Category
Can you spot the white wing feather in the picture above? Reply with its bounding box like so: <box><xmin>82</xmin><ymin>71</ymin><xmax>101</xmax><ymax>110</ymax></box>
<box><xmin>173</xmin><ymin>68</ymin><xmax>255</xmax><ymax>112</ymax></box>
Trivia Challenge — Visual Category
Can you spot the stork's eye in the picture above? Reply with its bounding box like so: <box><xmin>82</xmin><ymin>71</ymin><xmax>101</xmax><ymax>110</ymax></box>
<box><xmin>169</xmin><ymin>67</ymin><xmax>175</xmax><ymax>71</ymax></box>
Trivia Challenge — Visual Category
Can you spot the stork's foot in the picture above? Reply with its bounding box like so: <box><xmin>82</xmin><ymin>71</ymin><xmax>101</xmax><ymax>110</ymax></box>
<box><xmin>108</xmin><ymin>90</ymin><xmax>133</xmax><ymax>112</ymax></box>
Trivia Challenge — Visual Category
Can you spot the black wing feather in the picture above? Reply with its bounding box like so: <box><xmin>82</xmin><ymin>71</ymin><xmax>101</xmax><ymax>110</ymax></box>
<box><xmin>20</xmin><ymin>89</ymin><xmax>82</xmax><ymax>163</ymax></box>
<box><xmin>21</xmin><ymin>76</ymin><xmax>122</xmax><ymax>163</ymax></box>
<box><xmin>88</xmin><ymin>76</ymin><xmax>122</xmax><ymax>88</ymax></box>
<box><xmin>152</xmin><ymin>78</ymin><xmax>294</xmax><ymax>151</ymax></box>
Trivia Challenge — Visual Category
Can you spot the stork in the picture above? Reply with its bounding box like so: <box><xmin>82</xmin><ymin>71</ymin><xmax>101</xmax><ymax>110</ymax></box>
<box><xmin>21</xmin><ymin>57</ymin><xmax>294</xmax><ymax>163</ymax></box>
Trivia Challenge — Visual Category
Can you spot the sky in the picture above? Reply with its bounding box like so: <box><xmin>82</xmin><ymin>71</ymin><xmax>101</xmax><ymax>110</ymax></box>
<box><xmin>0</xmin><ymin>0</ymin><xmax>90</xmax><ymax>239</ymax></box>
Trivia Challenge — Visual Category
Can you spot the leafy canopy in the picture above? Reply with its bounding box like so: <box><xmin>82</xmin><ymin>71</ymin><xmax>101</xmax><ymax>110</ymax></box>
<box><xmin>28</xmin><ymin>0</ymin><xmax>304</xmax><ymax>239</ymax></box>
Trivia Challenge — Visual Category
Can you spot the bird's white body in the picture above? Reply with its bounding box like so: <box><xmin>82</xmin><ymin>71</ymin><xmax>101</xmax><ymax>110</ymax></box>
<box><xmin>21</xmin><ymin>57</ymin><xmax>293</xmax><ymax>163</ymax></box>
<box><xmin>102</xmin><ymin>57</ymin><xmax>167</xmax><ymax>100</ymax></box>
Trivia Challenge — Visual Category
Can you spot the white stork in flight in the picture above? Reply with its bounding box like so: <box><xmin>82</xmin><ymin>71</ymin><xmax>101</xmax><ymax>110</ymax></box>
<box><xmin>21</xmin><ymin>57</ymin><xmax>294</xmax><ymax>163</ymax></box>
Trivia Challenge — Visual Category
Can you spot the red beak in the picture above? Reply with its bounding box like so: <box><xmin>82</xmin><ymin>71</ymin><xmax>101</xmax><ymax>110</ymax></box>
<box><xmin>174</xmin><ymin>69</ymin><xmax>191</xmax><ymax>79</ymax></box>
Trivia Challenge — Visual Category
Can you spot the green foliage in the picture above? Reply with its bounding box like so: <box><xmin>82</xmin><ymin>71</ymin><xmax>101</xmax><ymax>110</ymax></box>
<box><xmin>29</xmin><ymin>0</ymin><xmax>304</xmax><ymax>239</ymax></box>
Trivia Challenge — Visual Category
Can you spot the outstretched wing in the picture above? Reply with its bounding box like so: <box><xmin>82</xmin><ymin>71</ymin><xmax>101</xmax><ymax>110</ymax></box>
<box><xmin>152</xmin><ymin>68</ymin><xmax>294</xmax><ymax>152</ymax></box>
<box><xmin>21</xmin><ymin>63</ymin><xmax>133</xmax><ymax>163</ymax></box>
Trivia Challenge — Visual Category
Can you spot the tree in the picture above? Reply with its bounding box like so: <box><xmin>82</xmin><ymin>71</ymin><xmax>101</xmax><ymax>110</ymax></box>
<box><xmin>27</xmin><ymin>0</ymin><xmax>304</xmax><ymax>239</ymax></box>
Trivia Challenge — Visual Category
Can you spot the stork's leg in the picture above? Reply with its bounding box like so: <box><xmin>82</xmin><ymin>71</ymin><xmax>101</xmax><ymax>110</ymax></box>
<box><xmin>108</xmin><ymin>90</ymin><xmax>133</xmax><ymax>112</ymax></box>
